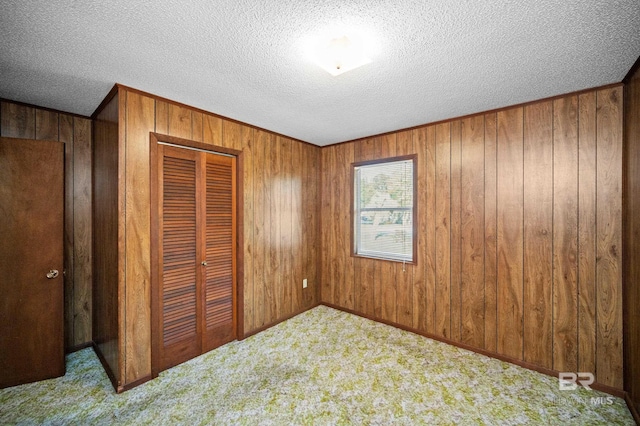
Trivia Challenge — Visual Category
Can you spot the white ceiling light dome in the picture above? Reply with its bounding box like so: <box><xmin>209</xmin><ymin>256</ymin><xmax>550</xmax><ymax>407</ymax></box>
<box><xmin>312</xmin><ymin>33</ymin><xmax>372</xmax><ymax>76</ymax></box>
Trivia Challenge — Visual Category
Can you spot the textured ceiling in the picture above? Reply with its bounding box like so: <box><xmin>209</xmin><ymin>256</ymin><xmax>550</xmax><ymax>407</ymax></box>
<box><xmin>1</xmin><ymin>0</ymin><xmax>639</xmax><ymax>146</ymax></box>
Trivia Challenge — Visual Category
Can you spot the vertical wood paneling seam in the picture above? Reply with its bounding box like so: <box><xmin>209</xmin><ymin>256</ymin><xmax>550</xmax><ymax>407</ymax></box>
<box><xmin>576</xmin><ymin>96</ymin><xmax>581</xmax><ymax>370</ymax></box>
<box><xmin>411</xmin><ymin>132</ymin><xmax>416</xmax><ymax>326</ymax></box>
<box><xmin>521</xmin><ymin>109</ymin><xmax>524</xmax><ymax>360</ymax></box>
<box><xmin>123</xmin><ymin>90</ymin><xmax>128</xmax><ymax>381</ymax></box>
<box><xmin>249</xmin><ymin>129</ymin><xmax>255</xmax><ymax>327</ymax></box>
<box><xmin>434</xmin><ymin>135</ymin><xmax>437</xmax><ymax>332</ymax></box>
<box><xmin>433</xmin><ymin>132</ymin><xmax>437</xmax><ymax>331</ymax></box>
<box><xmin>292</xmin><ymin>142</ymin><xmax>295</xmax><ymax>313</ymax></box>
<box><xmin>167</xmin><ymin>104</ymin><xmax>171</xmax><ymax>136</ymax></box>
<box><xmin>458</xmin><ymin>124</ymin><xmax>462</xmax><ymax>340</ymax></box>
<box><xmin>551</xmin><ymin>101</ymin><xmax>555</xmax><ymax>370</ymax></box>
<box><xmin>594</xmin><ymin>90</ymin><xmax>598</xmax><ymax>377</ymax></box>
<box><xmin>221</xmin><ymin>118</ymin><xmax>225</xmax><ymax>148</ymax></box>
<box><xmin>494</xmin><ymin>116</ymin><xmax>498</xmax><ymax>352</ymax></box>
<box><xmin>320</xmin><ymin>147</ymin><xmax>324</xmax><ymax>306</ymax></box>
<box><xmin>576</xmin><ymin>96</ymin><xmax>580</xmax><ymax>371</ymax></box>
<box><xmin>154</xmin><ymin>101</ymin><xmax>157</xmax><ymax>137</ymax></box>
<box><xmin>63</xmin><ymin>116</ymin><xmax>74</xmax><ymax>344</ymax></box>
<box><xmin>454</xmin><ymin>124</ymin><xmax>458</xmax><ymax>340</ymax></box>
<box><xmin>521</xmin><ymin>107</ymin><xmax>525</xmax><ymax>360</ymax></box>
<box><xmin>318</xmin><ymin>146</ymin><xmax>322</xmax><ymax>306</ymax></box>
<box><xmin>452</xmin><ymin>125</ymin><xmax>456</xmax><ymax>337</ymax></box>
<box><xmin>449</xmin><ymin>125</ymin><xmax>452</xmax><ymax>337</ymax></box>
<box><xmin>495</xmin><ymin>117</ymin><xmax>498</xmax><ymax>350</ymax></box>
<box><xmin>436</xmin><ymin>131</ymin><xmax>442</xmax><ymax>334</ymax></box>
<box><xmin>285</xmin><ymin>141</ymin><xmax>294</xmax><ymax>314</ymax></box>
<box><xmin>494</xmin><ymin>120</ymin><xmax>498</xmax><ymax>352</ymax></box>
<box><xmin>432</xmin><ymin>130</ymin><xmax>436</xmax><ymax>331</ymax></box>
<box><xmin>483</xmin><ymin>117</ymin><xmax>487</xmax><ymax>348</ymax></box>
<box><xmin>520</xmin><ymin>107</ymin><xmax>527</xmax><ymax>360</ymax></box>
<box><xmin>482</xmin><ymin>118</ymin><xmax>487</xmax><ymax>348</ymax></box>
<box><xmin>288</xmin><ymin>139</ymin><xmax>293</xmax><ymax>314</ymax></box>
<box><xmin>486</xmin><ymin>114</ymin><xmax>496</xmax><ymax>350</ymax></box>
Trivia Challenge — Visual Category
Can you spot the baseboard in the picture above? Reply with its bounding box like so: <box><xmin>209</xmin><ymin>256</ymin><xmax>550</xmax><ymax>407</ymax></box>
<box><xmin>117</xmin><ymin>375</ymin><xmax>152</xmax><ymax>394</ymax></box>
<box><xmin>624</xmin><ymin>393</ymin><xmax>640</xmax><ymax>424</ymax></box>
<box><xmin>320</xmin><ymin>302</ymin><xmax>627</xmax><ymax>400</ymax></box>
<box><xmin>91</xmin><ymin>341</ymin><xmax>119</xmax><ymax>392</ymax></box>
<box><xmin>65</xmin><ymin>342</ymin><xmax>93</xmax><ymax>354</ymax></box>
<box><xmin>242</xmin><ymin>302</ymin><xmax>321</xmax><ymax>339</ymax></box>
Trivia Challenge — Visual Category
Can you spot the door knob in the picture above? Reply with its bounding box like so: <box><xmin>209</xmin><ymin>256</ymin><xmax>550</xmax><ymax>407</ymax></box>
<box><xmin>46</xmin><ymin>269</ymin><xmax>59</xmax><ymax>279</ymax></box>
<box><xmin>201</xmin><ymin>261</ymin><xmax>208</xmax><ymax>266</ymax></box>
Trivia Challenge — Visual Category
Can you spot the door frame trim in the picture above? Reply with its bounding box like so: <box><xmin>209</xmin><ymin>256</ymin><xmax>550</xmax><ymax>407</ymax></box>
<box><xmin>149</xmin><ymin>132</ymin><xmax>244</xmax><ymax>378</ymax></box>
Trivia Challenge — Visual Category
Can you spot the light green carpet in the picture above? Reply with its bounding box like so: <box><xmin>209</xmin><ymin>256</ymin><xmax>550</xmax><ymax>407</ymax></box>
<box><xmin>0</xmin><ymin>306</ymin><xmax>634</xmax><ymax>425</ymax></box>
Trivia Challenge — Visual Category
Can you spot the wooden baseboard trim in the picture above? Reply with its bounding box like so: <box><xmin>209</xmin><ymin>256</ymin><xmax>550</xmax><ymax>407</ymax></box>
<box><xmin>65</xmin><ymin>342</ymin><xmax>93</xmax><ymax>354</ymax></box>
<box><xmin>91</xmin><ymin>342</ymin><xmax>119</xmax><ymax>392</ymax></box>
<box><xmin>242</xmin><ymin>302</ymin><xmax>321</xmax><ymax>339</ymax></box>
<box><xmin>624</xmin><ymin>393</ymin><xmax>640</xmax><ymax>424</ymax></box>
<box><xmin>117</xmin><ymin>375</ymin><xmax>153</xmax><ymax>394</ymax></box>
<box><xmin>590</xmin><ymin>382</ymin><xmax>627</xmax><ymax>399</ymax></box>
<box><xmin>320</xmin><ymin>302</ymin><xmax>626</xmax><ymax>399</ymax></box>
<box><xmin>91</xmin><ymin>342</ymin><xmax>152</xmax><ymax>393</ymax></box>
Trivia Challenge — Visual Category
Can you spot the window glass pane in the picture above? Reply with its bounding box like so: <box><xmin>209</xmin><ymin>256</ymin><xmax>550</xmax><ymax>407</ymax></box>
<box><xmin>358</xmin><ymin>210</ymin><xmax>413</xmax><ymax>260</ymax></box>
<box><xmin>354</xmin><ymin>158</ymin><xmax>414</xmax><ymax>262</ymax></box>
<box><xmin>359</xmin><ymin>160</ymin><xmax>413</xmax><ymax>209</ymax></box>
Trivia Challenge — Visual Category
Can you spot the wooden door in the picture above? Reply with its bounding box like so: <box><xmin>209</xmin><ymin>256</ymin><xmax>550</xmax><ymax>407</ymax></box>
<box><xmin>156</xmin><ymin>145</ymin><xmax>203</xmax><ymax>371</ymax></box>
<box><xmin>202</xmin><ymin>153</ymin><xmax>236</xmax><ymax>352</ymax></box>
<box><xmin>153</xmin><ymin>143</ymin><xmax>236</xmax><ymax>374</ymax></box>
<box><xmin>0</xmin><ymin>137</ymin><xmax>65</xmax><ymax>388</ymax></box>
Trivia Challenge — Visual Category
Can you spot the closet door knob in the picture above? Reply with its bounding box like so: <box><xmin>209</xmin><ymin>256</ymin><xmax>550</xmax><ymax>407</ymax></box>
<box><xmin>201</xmin><ymin>261</ymin><xmax>208</xmax><ymax>266</ymax></box>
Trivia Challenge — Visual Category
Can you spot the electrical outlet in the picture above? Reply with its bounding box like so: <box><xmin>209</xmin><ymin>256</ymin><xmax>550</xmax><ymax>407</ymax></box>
<box><xmin>303</xmin><ymin>278</ymin><xmax>308</xmax><ymax>289</ymax></box>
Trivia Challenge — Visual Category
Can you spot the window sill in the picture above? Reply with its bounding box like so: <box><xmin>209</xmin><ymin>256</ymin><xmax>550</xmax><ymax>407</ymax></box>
<box><xmin>351</xmin><ymin>253</ymin><xmax>416</xmax><ymax>265</ymax></box>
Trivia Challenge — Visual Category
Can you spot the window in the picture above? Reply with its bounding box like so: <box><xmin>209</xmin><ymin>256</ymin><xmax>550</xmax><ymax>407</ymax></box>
<box><xmin>352</xmin><ymin>155</ymin><xmax>416</xmax><ymax>262</ymax></box>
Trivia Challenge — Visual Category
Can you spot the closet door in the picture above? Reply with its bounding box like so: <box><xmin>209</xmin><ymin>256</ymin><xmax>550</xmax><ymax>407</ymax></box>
<box><xmin>153</xmin><ymin>143</ymin><xmax>236</xmax><ymax>374</ymax></box>
<box><xmin>202</xmin><ymin>153</ymin><xmax>236</xmax><ymax>352</ymax></box>
<box><xmin>157</xmin><ymin>145</ymin><xmax>203</xmax><ymax>371</ymax></box>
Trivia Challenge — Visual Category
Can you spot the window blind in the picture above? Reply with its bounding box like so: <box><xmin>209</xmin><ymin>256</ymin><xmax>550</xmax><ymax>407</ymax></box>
<box><xmin>354</xmin><ymin>158</ymin><xmax>414</xmax><ymax>262</ymax></box>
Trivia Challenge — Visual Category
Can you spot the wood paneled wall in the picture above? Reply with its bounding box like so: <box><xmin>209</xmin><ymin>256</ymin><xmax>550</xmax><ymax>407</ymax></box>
<box><xmin>320</xmin><ymin>86</ymin><xmax>624</xmax><ymax>389</ymax></box>
<box><xmin>0</xmin><ymin>100</ymin><xmax>92</xmax><ymax>350</ymax></box>
<box><xmin>93</xmin><ymin>93</ymin><xmax>121</xmax><ymax>385</ymax></box>
<box><xmin>99</xmin><ymin>86</ymin><xmax>321</xmax><ymax>388</ymax></box>
<box><xmin>623</xmin><ymin>63</ymin><xmax>640</xmax><ymax>408</ymax></box>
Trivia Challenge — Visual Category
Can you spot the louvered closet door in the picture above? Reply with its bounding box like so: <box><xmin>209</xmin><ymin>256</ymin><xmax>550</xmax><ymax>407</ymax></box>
<box><xmin>202</xmin><ymin>153</ymin><xmax>236</xmax><ymax>352</ymax></box>
<box><xmin>157</xmin><ymin>145</ymin><xmax>203</xmax><ymax>371</ymax></box>
<box><xmin>155</xmin><ymin>144</ymin><xmax>236</xmax><ymax>374</ymax></box>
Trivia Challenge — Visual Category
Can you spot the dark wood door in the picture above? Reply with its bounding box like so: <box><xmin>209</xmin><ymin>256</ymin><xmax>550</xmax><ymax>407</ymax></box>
<box><xmin>0</xmin><ymin>137</ymin><xmax>65</xmax><ymax>388</ymax></box>
<box><xmin>156</xmin><ymin>145</ymin><xmax>203</xmax><ymax>371</ymax></box>
<box><xmin>153</xmin><ymin>143</ymin><xmax>236</xmax><ymax>374</ymax></box>
<box><xmin>202</xmin><ymin>153</ymin><xmax>236</xmax><ymax>352</ymax></box>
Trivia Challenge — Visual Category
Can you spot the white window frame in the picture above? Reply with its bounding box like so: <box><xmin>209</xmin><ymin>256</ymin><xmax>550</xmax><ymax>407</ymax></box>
<box><xmin>352</xmin><ymin>155</ymin><xmax>417</xmax><ymax>263</ymax></box>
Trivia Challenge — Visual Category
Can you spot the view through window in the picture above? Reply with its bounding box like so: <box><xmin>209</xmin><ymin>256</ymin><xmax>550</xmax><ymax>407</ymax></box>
<box><xmin>353</xmin><ymin>156</ymin><xmax>415</xmax><ymax>262</ymax></box>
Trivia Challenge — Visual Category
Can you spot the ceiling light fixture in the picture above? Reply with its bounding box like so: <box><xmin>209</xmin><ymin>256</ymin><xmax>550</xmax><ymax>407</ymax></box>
<box><xmin>312</xmin><ymin>34</ymin><xmax>372</xmax><ymax>76</ymax></box>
